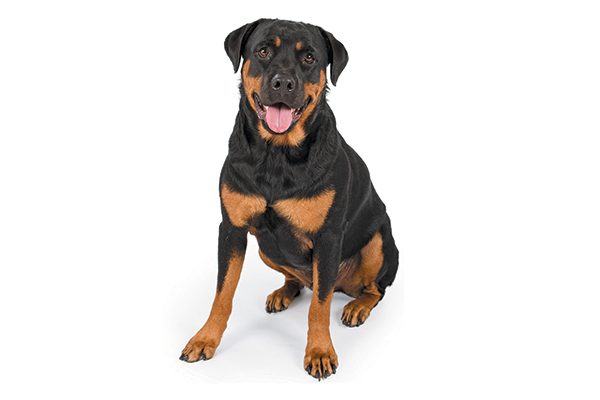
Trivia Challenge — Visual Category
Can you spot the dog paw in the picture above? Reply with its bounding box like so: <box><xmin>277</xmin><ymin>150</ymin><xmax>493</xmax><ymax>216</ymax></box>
<box><xmin>265</xmin><ymin>285</ymin><xmax>300</xmax><ymax>313</ymax></box>
<box><xmin>341</xmin><ymin>299</ymin><xmax>372</xmax><ymax>327</ymax></box>
<box><xmin>179</xmin><ymin>336</ymin><xmax>218</xmax><ymax>363</ymax></box>
<box><xmin>304</xmin><ymin>347</ymin><xmax>338</xmax><ymax>380</ymax></box>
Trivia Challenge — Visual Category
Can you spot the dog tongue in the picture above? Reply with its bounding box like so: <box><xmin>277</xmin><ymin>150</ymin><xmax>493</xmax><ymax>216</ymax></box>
<box><xmin>265</xmin><ymin>104</ymin><xmax>294</xmax><ymax>133</ymax></box>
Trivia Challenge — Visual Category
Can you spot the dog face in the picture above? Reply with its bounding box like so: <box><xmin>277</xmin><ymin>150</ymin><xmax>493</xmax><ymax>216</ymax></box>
<box><xmin>225</xmin><ymin>19</ymin><xmax>348</xmax><ymax>137</ymax></box>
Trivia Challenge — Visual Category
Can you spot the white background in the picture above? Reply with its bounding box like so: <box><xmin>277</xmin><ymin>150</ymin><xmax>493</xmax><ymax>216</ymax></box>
<box><xmin>1</xmin><ymin>0</ymin><xmax>599</xmax><ymax>398</ymax></box>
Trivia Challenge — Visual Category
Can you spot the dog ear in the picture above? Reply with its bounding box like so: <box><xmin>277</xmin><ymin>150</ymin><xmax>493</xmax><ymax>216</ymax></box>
<box><xmin>224</xmin><ymin>19</ymin><xmax>265</xmax><ymax>73</ymax></box>
<box><xmin>319</xmin><ymin>28</ymin><xmax>349</xmax><ymax>86</ymax></box>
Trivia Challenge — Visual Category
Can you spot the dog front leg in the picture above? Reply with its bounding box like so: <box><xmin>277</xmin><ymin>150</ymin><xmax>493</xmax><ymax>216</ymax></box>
<box><xmin>180</xmin><ymin>221</ymin><xmax>247</xmax><ymax>362</ymax></box>
<box><xmin>304</xmin><ymin>231</ymin><xmax>341</xmax><ymax>380</ymax></box>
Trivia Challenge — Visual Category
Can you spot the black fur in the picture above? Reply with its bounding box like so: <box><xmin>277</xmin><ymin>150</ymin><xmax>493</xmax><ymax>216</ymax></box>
<box><xmin>180</xmin><ymin>18</ymin><xmax>399</xmax><ymax>380</ymax></box>
<box><xmin>218</xmin><ymin>19</ymin><xmax>398</xmax><ymax>300</ymax></box>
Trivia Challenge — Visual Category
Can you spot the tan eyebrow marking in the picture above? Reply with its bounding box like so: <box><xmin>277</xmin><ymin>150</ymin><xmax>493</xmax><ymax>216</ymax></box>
<box><xmin>274</xmin><ymin>36</ymin><xmax>281</xmax><ymax>47</ymax></box>
<box><xmin>295</xmin><ymin>41</ymin><xmax>303</xmax><ymax>50</ymax></box>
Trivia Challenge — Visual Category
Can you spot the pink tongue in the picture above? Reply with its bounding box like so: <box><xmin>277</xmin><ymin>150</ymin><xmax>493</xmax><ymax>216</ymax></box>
<box><xmin>265</xmin><ymin>104</ymin><xmax>294</xmax><ymax>133</ymax></box>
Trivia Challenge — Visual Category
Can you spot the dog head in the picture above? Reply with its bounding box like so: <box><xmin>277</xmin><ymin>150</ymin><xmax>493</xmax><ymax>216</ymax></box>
<box><xmin>225</xmin><ymin>19</ymin><xmax>348</xmax><ymax>145</ymax></box>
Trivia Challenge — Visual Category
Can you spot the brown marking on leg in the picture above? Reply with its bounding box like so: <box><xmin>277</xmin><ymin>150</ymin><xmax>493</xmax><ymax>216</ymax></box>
<box><xmin>341</xmin><ymin>282</ymin><xmax>382</xmax><ymax>327</ymax></box>
<box><xmin>273</xmin><ymin>188</ymin><xmax>335</xmax><ymax>233</ymax></box>
<box><xmin>336</xmin><ymin>232</ymin><xmax>385</xmax><ymax>327</ymax></box>
<box><xmin>265</xmin><ymin>280</ymin><xmax>302</xmax><ymax>313</ymax></box>
<box><xmin>258</xmin><ymin>250</ymin><xmax>304</xmax><ymax>313</ymax></box>
<box><xmin>220</xmin><ymin>183</ymin><xmax>267</xmax><ymax>228</ymax></box>
<box><xmin>295</xmin><ymin>41</ymin><xmax>303</xmax><ymax>50</ymax></box>
<box><xmin>334</xmin><ymin>255</ymin><xmax>361</xmax><ymax>295</ymax></box>
<box><xmin>274</xmin><ymin>36</ymin><xmax>281</xmax><ymax>47</ymax></box>
<box><xmin>257</xmin><ymin>69</ymin><xmax>326</xmax><ymax>147</ymax></box>
<box><xmin>336</xmin><ymin>232</ymin><xmax>384</xmax><ymax>293</ymax></box>
<box><xmin>180</xmin><ymin>252</ymin><xmax>244</xmax><ymax>362</ymax></box>
<box><xmin>304</xmin><ymin>256</ymin><xmax>338</xmax><ymax>380</ymax></box>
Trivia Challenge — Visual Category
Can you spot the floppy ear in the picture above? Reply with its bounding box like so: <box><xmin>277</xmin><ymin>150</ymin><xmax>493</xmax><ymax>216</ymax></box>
<box><xmin>224</xmin><ymin>19</ymin><xmax>264</xmax><ymax>73</ymax></box>
<box><xmin>319</xmin><ymin>28</ymin><xmax>349</xmax><ymax>86</ymax></box>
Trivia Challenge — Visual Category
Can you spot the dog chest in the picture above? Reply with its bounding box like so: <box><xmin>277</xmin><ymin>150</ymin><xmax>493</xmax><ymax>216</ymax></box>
<box><xmin>221</xmin><ymin>184</ymin><xmax>335</xmax><ymax>233</ymax></box>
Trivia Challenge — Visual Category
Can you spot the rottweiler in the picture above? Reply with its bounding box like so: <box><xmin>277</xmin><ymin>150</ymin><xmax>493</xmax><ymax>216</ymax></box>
<box><xmin>180</xmin><ymin>19</ymin><xmax>399</xmax><ymax>380</ymax></box>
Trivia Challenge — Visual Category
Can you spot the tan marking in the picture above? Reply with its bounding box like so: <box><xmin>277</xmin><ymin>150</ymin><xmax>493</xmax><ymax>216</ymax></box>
<box><xmin>221</xmin><ymin>183</ymin><xmax>267</xmax><ymax>228</ymax></box>
<box><xmin>304</xmin><ymin>256</ymin><xmax>338</xmax><ymax>379</ymax></box>
<box><xmin>265</xmin><ymin>281</ymin><xmax>301</xmax><ymax>312</ymax></box>
<box><xmin>335</xmin><ymin>232</ymin><xmax>384</xmax><ymax>296</ymax></box>
<box><xmin>335</xmin><ymin>232</ymin><xmax>384</xmax><ymax>326</ymax></box>
<box><xmin>295</xmin><ymin>41</ymin><xmax>303</xmax><ymax>50</ymax></box>
<box><xmin>265</xmin><ymin>279</ymin><xmax>302</xmax><ymax>313</ymax></box>
<box><xmin>334</xmin><ymin>255</ymin><xmax>361</xmax><ymax>295</ymax></box>
<box><xmin>180</xmin><ymin>252</ymin><xmax>245</xmax><ymax>362</ymax></box>
<box><xmin>274</xmin><ymin>36</ymin><xmax>281</xmax><ymax>47</ymax></box>
<box><xmin>341</xmin><ymin>282</ymin><xmax>381</xmax><ymax>327</ymax></box>
<box><xmin>257</xmin><ymin>69</ymin><xmax>326</xmax><ymax>147</ymax></box>
<box><xmin>272</xmin><ymin>188</ymin><xmax>335</xmax><ymax>233</ymax></box>
<box><xmin>242</xmin><ymin>60</ymin><xmax>262</xmax><ymax>114</ymax></box>
<box><xmin>259</xmin><ymin>250</ymin><xmax>311</xmax><ymax>287</ymax></box>
<box><xmin>241</xmin><ymin>62</ymin><xmax>327</xmax><ymax>148</ymax></box>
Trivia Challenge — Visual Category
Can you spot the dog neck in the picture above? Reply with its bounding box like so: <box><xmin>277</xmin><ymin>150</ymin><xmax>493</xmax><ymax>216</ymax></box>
<box><xmin>225</xmin><ymin>94</ymin><xmax>341</xmax><ymax>200</ymax></box>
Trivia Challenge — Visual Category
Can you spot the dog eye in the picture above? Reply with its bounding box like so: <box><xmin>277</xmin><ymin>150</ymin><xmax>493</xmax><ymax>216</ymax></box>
<box><xmin>303</xmin><ymin>53</ymin><xmax>316</xmax><ymax>64</ymax></box>
<box><xmin>256</xmin><ymin>47</ymin><xmax>271</xmax><ymax>59</ymax></box>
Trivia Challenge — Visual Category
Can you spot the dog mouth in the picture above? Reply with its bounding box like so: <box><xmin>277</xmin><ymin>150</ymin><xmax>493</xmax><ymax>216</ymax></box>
<box><xmin>253</xmin><ymin>94</ymin><xmax>311</xmax><ymax>134</ymax></box>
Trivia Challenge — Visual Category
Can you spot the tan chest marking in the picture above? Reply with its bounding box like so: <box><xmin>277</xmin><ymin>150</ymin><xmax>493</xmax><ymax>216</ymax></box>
<box><xmin>272</xmin><ymin>189</ymin><xmax>335</xmax><ymax>233</ymax></box>
<box><xmin>221</xmin><ymin>184</ymin><xmax>267</xmax><ymax>228</ymax></box>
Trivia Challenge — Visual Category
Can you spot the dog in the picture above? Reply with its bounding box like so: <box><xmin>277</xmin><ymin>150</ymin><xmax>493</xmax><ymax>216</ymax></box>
<box><xmin>180</xmin><ymin>19</ymin><xmax>399</xmax><ymax>380</ymax></box>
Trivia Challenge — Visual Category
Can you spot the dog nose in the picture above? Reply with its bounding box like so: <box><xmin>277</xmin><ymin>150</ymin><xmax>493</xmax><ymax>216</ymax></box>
<box><xmin>271</xmin><ymin>74</ymin><xmax>296</xmax><ymax>92</ymax></box>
